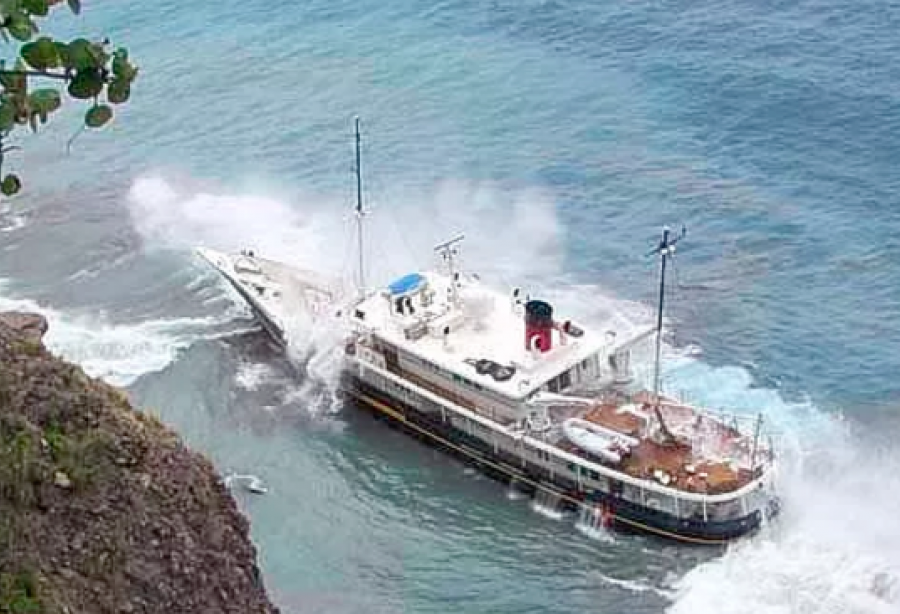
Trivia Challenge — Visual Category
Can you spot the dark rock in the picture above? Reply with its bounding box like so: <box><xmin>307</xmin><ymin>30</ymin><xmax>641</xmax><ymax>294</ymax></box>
<box><xmin>0</xmin><ymin>311</ymin><xmax>48</xmax><ymax>343</ymax></box>
<box><xmin>0</xmin><ymin>311</ymin><xmax>280</xmax><ymax>614</ymax></box>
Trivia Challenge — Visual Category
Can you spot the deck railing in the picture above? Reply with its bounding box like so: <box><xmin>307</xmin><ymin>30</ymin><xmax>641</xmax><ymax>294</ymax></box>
<box><xmin>353</xmin><ymin>355</ymin><xmax>778</xmax><ymax>524</ymax></box>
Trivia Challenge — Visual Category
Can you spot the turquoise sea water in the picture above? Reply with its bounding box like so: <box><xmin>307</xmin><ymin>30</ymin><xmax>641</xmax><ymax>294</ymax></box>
<box><xmin>1</xmin><ymin>0</ymin><xmax>899</xmax><ymax>612</ymax></box>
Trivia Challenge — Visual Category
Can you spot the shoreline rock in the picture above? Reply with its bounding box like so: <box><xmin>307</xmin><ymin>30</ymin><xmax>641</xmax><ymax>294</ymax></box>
<box><xmin>0</xmin><ymin>311</ymin><xmax>48</xmax><ymax>343</ymax></box>
<box><xmin>0</xmin><ymin>312</ymin><xmax>280</xmax><ymax>614</ymax></box>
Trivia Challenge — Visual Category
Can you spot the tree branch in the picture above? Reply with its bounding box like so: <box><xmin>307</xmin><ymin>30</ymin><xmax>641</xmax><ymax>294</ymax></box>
<box><xmin>0</xmin><ymin>69</ymin><xmax>69</xmax><ymax>81</ymax></box>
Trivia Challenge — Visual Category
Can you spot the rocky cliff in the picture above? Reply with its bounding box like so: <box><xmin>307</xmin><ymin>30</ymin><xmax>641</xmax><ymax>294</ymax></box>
<box><xmin>0</xmin><ymin>312</ymin><xmax>279</xmax><ymax>614</ymax></box>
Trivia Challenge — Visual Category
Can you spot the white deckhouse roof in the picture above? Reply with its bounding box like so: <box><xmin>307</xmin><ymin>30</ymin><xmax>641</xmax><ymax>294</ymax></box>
<box><xmin>352</xmin><ymin>266</ymin><xmax>653</xmax><ymax>400</ymax></box>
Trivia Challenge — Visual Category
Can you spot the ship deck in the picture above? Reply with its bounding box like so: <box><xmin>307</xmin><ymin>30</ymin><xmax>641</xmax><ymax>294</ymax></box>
<box><xmin>547</xmin><ymin>391</ymin><xmax>766</xmax><ymax>495</ymax></box>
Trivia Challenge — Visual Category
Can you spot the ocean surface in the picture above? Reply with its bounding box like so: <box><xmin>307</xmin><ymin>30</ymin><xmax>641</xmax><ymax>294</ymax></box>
<box><xmin>1</xmin><ymin>0</ymin><xmax>899</xmax><ymax>611</ymax></box>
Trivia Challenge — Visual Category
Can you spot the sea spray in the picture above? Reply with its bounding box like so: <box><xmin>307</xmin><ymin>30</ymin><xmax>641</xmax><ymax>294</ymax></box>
<box><xmin>662</xmin><ymin>362</ymin><xmax>900</xmax><ymax>613</ymax></box>
<box><xmin>126</xmin><ymin>174</ymin><xmax>568</xmax><ymax>290</ymax></box>
<box><xmin>667</xmin><ymin>446</ymin><xmax>900</xmax><ymax>614</ymax></box>
<box><xmin>125</xmin><ymin>173</ymin><xmax>592</xmax><ymax>414</ymax></box>
<box><xmin>126</xmin><ymin>175</ymin><xmax>349</xmax><ymax>275</ymax></box>
<box><xmin>0</xmin><ymin>278</ymin><xmax>245</xmax><ymax>387</ymax></box>
<box><xmin>280</xmin><ymin>301</ymin><xmax>349</xmax><ymax>416</ymax></box>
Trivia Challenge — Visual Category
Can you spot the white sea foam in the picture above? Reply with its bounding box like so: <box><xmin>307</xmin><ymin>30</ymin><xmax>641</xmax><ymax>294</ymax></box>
<box><xmin>0</xmin><ymin>201</ymin><xmax>27</xmax><ymax>233</ymax></box>
<box><xmin>595</xmin><ymin>572</ymin><xmax>673</xmax><ymax>597</ymax></box>
<box><xmin>530</xmin><ymin>498</ymin><xmax>566</xmax><ymax>521</ymax></box>
<box><xmin>235</xmin><ymin>360</ymin><xmax>277</xmax><ymax>391</ymax></box>
<box><xmin>0</xmin><ymin>280</ymin><xmax>237</xmax><ymax>387</ymax></box>
<box><xmin>662</xmin><ymin>358</ymin><xmax>900</xmax><ymax>614</ymax></box>
<box><xmin>574</xmin><ymin>521</ymin><xmax>616</xmax><ymax>544</ymax></box>
<box><xmin>0</xmin><ymin>214</ymin><xmax>26</xmax><ymax>233</ymax></box>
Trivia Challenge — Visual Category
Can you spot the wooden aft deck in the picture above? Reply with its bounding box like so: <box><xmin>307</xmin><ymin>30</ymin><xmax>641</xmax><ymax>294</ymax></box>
<box><xmin>571</xmin><ymin>392</ymin><xmax>757</xmax><ymax>495</ymax></box>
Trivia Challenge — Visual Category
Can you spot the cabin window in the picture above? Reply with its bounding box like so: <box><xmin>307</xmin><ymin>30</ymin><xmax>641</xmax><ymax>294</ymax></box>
<box><xmin>588</xmin><ymin>470</ymin><xmax>600</xmax><ymax>481</ymax></box>
<box><xmin>545</xmin><ymin>369</ymin><xmax>573</xmax><ymax>393</ymax></box>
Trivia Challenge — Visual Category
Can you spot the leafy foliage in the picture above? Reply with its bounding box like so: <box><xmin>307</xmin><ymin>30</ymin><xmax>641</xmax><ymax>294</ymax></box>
<box><xmin>0</xmin><ymin>570</ymin><xmax>43</xmax><ymax>614</ymax></box>
<box><xmin>0</xmin><ymin>0</ymin><xmax>136</xmax><ymax>196</ymax></box>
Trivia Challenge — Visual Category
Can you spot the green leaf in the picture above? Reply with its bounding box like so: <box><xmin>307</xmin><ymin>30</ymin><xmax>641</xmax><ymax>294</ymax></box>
<box><xmin>0</xmin><ymin>71</ymin><xmax>20</xmax><ymax>91</ymax></box>
<box><xmin>1</xmin><ymin>174</ymin><xmax>21</xmax><ymax>197</ymax></box>
<box><xmin>0</xmin><ymin>59</ymin><xmax>28</xmax><ymax>93</ymax></box>
<box><xmin>67</xmin><ymin>0</ymin><xmax>81</xmax><ymax>15</ymax></box>
<box><xmin>67</xmin><ymin>69</ymin><xmax>103</xmax><ymax>99</ymax></box>
<box><xmin>106</xmin><ymin>78</ymin><xmax>130</xmax><ymax>104</ymax></box>
<box><xmin>53</xmin><ymin>41</ymin><xmax>71</xmax><ymax>68</ymax></box>
<box><xmin>21</xmin><ymin>36</ymin><xmax>59</xmax><ymax>70</ymax></box>
<box><xmin>65</xmin><ymin>38</ymin><xmax>101</xmax><ymax>71</ymax></box>
<box><xmin>29</xmin><ymin>88</ymin><xmax>61</xmax><ymax>114</ymax></box>
<box><xmin>84</xmin><ymin>104</ymin><xmax>112</xmax><ymax>128</ymax></box>
<box><xmin>22</xmin><ymin>0</ymin><xmax>49</xmax><ymax>17</ymax></box>
<box><xmin>111</xmin><ymin>48</ymin><xmax>137</xmax><ymax>82</ymax></box>
<box><xmin>6</xmin><ymin>12</ymin><xmax>35</xmax><ymax>42</ymax></box>
<box><xmin>0</xmin><ymin>102</ymin><xmax>15</xmax><ymax>131</ymax></box>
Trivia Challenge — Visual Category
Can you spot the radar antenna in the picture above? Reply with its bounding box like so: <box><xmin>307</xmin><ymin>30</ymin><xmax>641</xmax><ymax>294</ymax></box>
<box><xmin>434</xmin><ymin>234</ymin><xmax>465</xmax><ymax>306</ymax></box>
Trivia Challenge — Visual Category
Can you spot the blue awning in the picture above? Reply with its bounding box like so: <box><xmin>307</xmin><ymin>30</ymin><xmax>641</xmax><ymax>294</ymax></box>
<box><xmin>388</xmin><ymin>273</ymin><xmax>424</xmax><ymax>295</ymax></box>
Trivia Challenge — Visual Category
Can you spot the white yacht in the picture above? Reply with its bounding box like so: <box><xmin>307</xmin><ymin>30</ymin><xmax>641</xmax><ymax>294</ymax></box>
<box><xmin>197</xmin><ymin>120</ymin><xmax>779</xmax><ymax>544</ymax></box>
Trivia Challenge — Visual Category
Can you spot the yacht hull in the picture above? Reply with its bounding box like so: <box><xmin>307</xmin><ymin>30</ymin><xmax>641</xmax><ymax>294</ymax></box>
<box><xmin>221</xmin><ymin>272</ymin><xmax>287</xmax><ymax>347</ymax></box>
<box><xmin>344</xmin><ymin>375</ymin><xmax>773</xmax><ymax>546</ymax></box>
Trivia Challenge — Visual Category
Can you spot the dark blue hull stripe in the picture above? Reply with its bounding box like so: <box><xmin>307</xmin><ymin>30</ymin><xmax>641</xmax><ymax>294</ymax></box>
<box><xmin>345</xmin><ymin>378</ymin><xmax>765</xmax><ymax>545</ymax></box>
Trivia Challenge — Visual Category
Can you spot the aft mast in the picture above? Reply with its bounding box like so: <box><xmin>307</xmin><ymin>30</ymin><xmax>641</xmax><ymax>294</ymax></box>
<box><xmin>649</xmin><ymin>225</ymin><xmax>686</xmax><ymax>444</ymax></box>
<box><xmin>354</xmin><ymin>117</ymin><xmax>366</xmax><ymax>298</ymax></box>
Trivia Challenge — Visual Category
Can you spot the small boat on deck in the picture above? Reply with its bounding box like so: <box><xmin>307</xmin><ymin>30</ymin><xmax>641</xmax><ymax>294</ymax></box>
<box><xmin>195</xmin><ymin>119</ymin><xmax>780</xmax><ymax>544</ymax></box>
<box><xmin>561</xmin><ymin>418</ymin><xmax>639</xmax><ymax>464</ymax></box>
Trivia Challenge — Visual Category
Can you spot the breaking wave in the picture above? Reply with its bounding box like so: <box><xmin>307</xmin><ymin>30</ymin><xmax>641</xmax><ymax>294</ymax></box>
<box><xmin>0</xmin><ymin>279</ymin><xmax>244</xmax><ymax>387</ymax></box>
<box><xmin>663</xmin><ymin>358</ymin><xmax>900</xmax><ymax>614</ymax></box>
